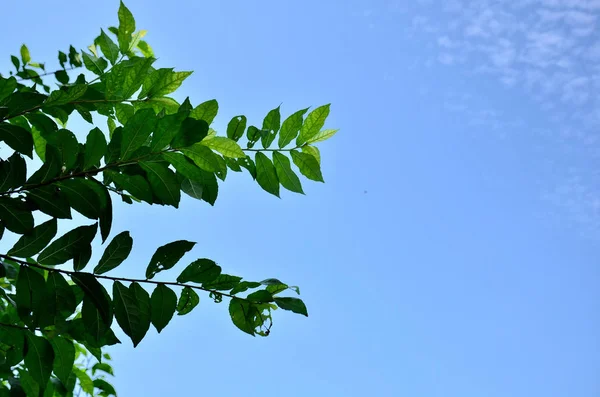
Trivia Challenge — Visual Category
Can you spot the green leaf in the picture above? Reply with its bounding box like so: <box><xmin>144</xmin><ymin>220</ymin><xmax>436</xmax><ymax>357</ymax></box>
<box><xmin>255</xmin><ymin>152</ymin><xmax>280</xmax><ymax>197</ymax></box>
<box><xmin>145</xmin><ymin>240</ymin><xmax>196</xmax><ymax>279</ymax></box>
<box><xmin>190</xmin><ymin>100</ymin><xmax>218</xmax><ymax>124</ymax></box>
<box><xmin>120</xmin><ymin>108</ymin><xmax>156</xmax><ymax>160</ymax></box>
<box><xmin>19</xmin><ymin>370</ymin><xmax>39</xmax><ymax>397</ymax></box>
<box><xmin>181</xmin><ymin>143</ymin><xmax>220</xmax><ymax>172</ymax></box>
<box><xmin>92</xmin><ymin>362</ymin><xmax>114</xmax><ymax>376</ymax></box>
<box><xmin>279</xmin><ymin>107</ymin><xmax>308</xmax><ymax>148</ymax></box>
<box><xmin>296</xmin><ymin>104</ymin><xmax>330</xmax><ymax>146</ymax></box>
<box><xmin>24</xmin><ymin>333</ymin><xmax>54</xmax><ymax>388</ymax></box>
<box><xmin>176</xmin><ymin>287</ymin><xmax>199</xmax><ymax>316</ymax></box>
<box><xmin>301</xmin><ymin>145</ymin><xmax>321</xmax><ymax>163</ymax></box>
<box><xmin>226</xmin><ymin>115</ymin><xmax>247</xmax><ymax>141</ymax></box>
<box><xmin>150</xmin><ymin>112</ymin><xmax>184</xmax><ymax>151</ymax></box>
<box><xmin>261</xmin><ymin>106</ymin><xmax>281</xmax><ymax>148</ymax></box>
<box><xmin>171</xmin><ymin>118</ymin><xmax>209</xmax><ymax>148</ymax></box>
<box><xmin>0</xmin><ymin>197</ymin><xmax>33</xmax><ymax>234</ymax></box>
<box><xmin>307</xmin><ymin>128</ymin><xmax>338</xmax><ymax>144</ymax></box>
<box><xmin>73</xmin><ymin>367</ymin><xmax>94</xmax><ymax>395</ymax></box>
<box><xmin>27</xmin><ymin>185</ymin><xmax>71</xmax><ymax>219</ymax></box>
<box><xmin>105</xmin><ymin>57</ymin><xmax>154</xmax><ymax>100</ymax></box>
<box><xmin>162</xmin><ymin>152</ymin><xmax>203</xmax><ymax>180</ymax></box>
<box><xmin>44</xmin><ymin>84</ymin><xmax>87</xmax><ymax>107</ymax></box>
<box><xmin>115</xmin><ymin>103</ymin><xmax>134</xmax><ymax>125</ymax></box>
<box><xmin>181</xmin><ymin>173</ymin><xmax>218</xmax><ymax>205</ymax></box>
<box><xmin>57</xmin><ymin>178</ymin><xmax>101</xmax><ymax>219</ymax></box>
<box><xmin>8</xmin><ymin>218</ymin><xmax>57</xmax><ymax>258</ymax></box>
<box><xmin>137</xmin><ymin>40</ymin><xmax>154</xmax><ymax>57</ymax></box>
<box><xmin>247</xmin><ymin>289</ymin><xmax>274</xmax><ymax>303</ymax></box>
<box><xmin>50</xmin><ymin>337</ymin><xmax>75</xmax><ymax>385</ymax></box>
<box><xmin>0</xmin><ymin>76</ymin><xmax>17</xmax><ymax>102</ymax></box>
<box><xmin>20</xmin><ymin>45</ymin><xmax>31</xmax><ymax>64</ymax></box>
<box><xmin>246</xmin><ymin>125</ymin><xmax>261</xmax><ymax>143</ymax></box>
<box><xmin>97</xmin><ymin>29</ymin><xmax>120</xmax><ymax>65</ymax></box>
<box><xmin>93</xmin><ymin>379</ymin><xmax>117</xmax><ymax>396</ymax></box>
<box><xmin>228</xmin><ymin>298</ymin><xmax>262</xmax><ymax>336</ymax></box>
<box><xmin>0</xmin><ymin>91</ymin><xmax>46</xmax><ymax>119</ymax></box>
<box><xmin>140</xmin><ymin>161</ymin><xmax>181</xmax><ymax>207</ymax></box>
<box><xmin>201</xmin><ymin>136</ymin><xmax>245</xmax><ymax>158</ymax></box>
<box><xmin>38</xmin><ymin>224</ymin><xmax>97</xmax><ymax>267</ymax></box>
<box><xmin>273</xmin><ymin>152</ymin><xmax>304</xmax><ymax>194</ymax></box>
<box><xmin>113</xmin><ymin>281</ymin><xmax>150</xmax><ymax>347</ymax></box>
<box><xmin>109</xmin><ymin>171</ymin><xmax>153</xmax><ymax>203</ymax></box>
<box><xmin>82</xmin><ymin>295</ymin><xmax>111</xmax><ymax>346</ymax></box>
<box><xmin>139</xmin><ymin>68</ymin><xmax>192</xmax><ymax>98</ymax></box>
<box><xmin>290</xmin><ymin>150</ymin><xmax>324</xmax><ymax>182</ymax></box>
<box><xmin>83</xmin><ymin>128</ymin><xmax>107</xmax><ymax>170</ymax></box>
<box><xmin>274</xmin><ymin>297</ymin><xmax>308</xmax><ymax>316</ymax></box>
<box><xmin>15</xmin><ymin>266</ymin><xmax>45</xmax><ymax>325</ymax></box>
<box><xmin>82</xmin><ymin>51</ymin><xmax>108</xmax><ymax>75</ymax></box>
<box><xmin>43</xmin><ymin>129</ymin><xmax>79</xmax><ymax>171</ymax></box>
<box><xmin>0</xmin><ymin>123</ymin><xmax>33</xmax><ymax>158</ymax></box>
<box><xmin>105</xmin><ymin>126</ymin><xmax>122</xmax><ymax>164</ymax></box>
<box><xmin>71</xmin><ymin>272</ymin><xmax>113</xmax><ymax>326</ymax></box>
<box><xmin>0</xmin><ymin>152</ymin><xmax>26</xmax><ymax>193</ymax></box>
<box><xmin>94</xmin><ymin>231</ymin><xmax>133</xmax><ymax>275</ymax></box>
<box><xmin>117</xmin><ymin>1</ymin><xmax>136</xmax><ymax>51</ymax></box>
<box><xmin>202</xmin><ymin>274</ymin><xmax>242</xmax><ymax>291</ymax></box>
<box><xmin>90</xmin><ymin>177</ymin><xmax>113</xmax><ymax>244</ymax></box>
<box><xmin>177</xmin><ymin>259</ymin><xmax>221</xmax><ymax>284</ymax></box>
<box><xmin>40</xmin><ymin>272</ymin><xmax>77</xmax><ymax>327</ymax></box>
<box><xmin>150</xmin><ymin>284</ymin><xmax>177</xmax><ymax>333</ymax></box>
<box><xmin>230</xmin><ymin>281</ymin><xmax>261</xmax><ymax>295</ymax></box>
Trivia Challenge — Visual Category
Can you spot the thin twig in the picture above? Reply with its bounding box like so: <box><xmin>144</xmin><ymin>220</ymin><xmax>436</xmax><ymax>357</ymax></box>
<box><xmin>0</xmin><ymin>254</ymin><xmax>260</xmax><ymax>303</ymax></box>
<box><xmin>16</xmin><ymin>67</ymin><xmax>77</xmax><ymax>81</ymax></box>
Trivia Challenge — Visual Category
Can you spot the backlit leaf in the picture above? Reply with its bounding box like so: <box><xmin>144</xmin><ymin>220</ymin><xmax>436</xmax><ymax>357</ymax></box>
<box><xmin>176</xmin><ymin>287</ymin><xmax>199</xmax><ymax>315</ymax></box>
<box><xmin>145</xmin><ymin>240</ymin><xmax>195</xmax><ymax>279</ymax></box>
<box><xmin>273</xmin><ymin>152</ymin><xmax>303</xmax><ymax>194</ymax></box>
<box><xmin>274</xmin><ymin>297</ymin><xmax>308</xmax><ymax>316</ymax></box>
<box><xmin>296</xmin><ymin>104</ymin><xmax>330</xmax><ymax>146</ymax></box>
<box><xmin>201</xmin><ymin>136</ymin><xmax>245</xmax><ymax>158</ymax></box>
<box><xmin>38</xmin><ymin>224</ymin><xmax>97</xmax><ymax>266</ymax></box>
<box><xmin>177</xmin><ymin>259</ymin><xmax>221</xmax><ymax>284</ymax></box>
<box><xmin>50</xmin><ymin>337</ymin><xmax>75</xmax><ymax>385</ymax></box>
<box><xmin>8</xmin><ymin>218</ymin><xmax>57</xmax><ymax>258</ymax></box>
<box><xmin>278</xmin><ymin>107</ymin><xmax>308</xmax><ymax>148</ymax></box>
<box><xmin>120</xmin><ymin>108</ymin><xmax>156</xmax><ymax>160</ymax></box>
<box><xmin>150</xmin><ymin>284</ymin><xmax>177</xmax><ymax>333</ymax></box>
<box><xmin>140</xmin><ymin>161</ymin><xmax>181</xmax><ymax>207</ymax></box>
<box><xmin>71</xmin><ymin>272</ymin><xmax>113</xmax><ymax>326</ymax></box>
<box><xmin>255</xmin><ymin>152</ymin><xmax>279</xmax><ymax>197</ymax></box>
<box><xmin>0</xmin><ymin>197</ymin><xmax>33</xmax><ymax>234</ymax></box>
<box><xmin>290</xmin><ymin>150</ymin><xmax>324</xmax><ymax>182</ymax></box>
<box><xmin>94</xmin><ymin>231</ymin><xmax>133</xmax><ymax>275</ymax></box>
<box><xmin>190</xmin><ymin>99</ymin><xmax>218</xmax><ymax>124</ymax></box>
<box><xmin>83</xmin><ymin>127</ymin><xmax>107</xmax><ymax>170</ymax></box>
<box><xmin>226</xmin><ymin>115</ymin><xmax>246</xmax><ymax>141</ymax></box>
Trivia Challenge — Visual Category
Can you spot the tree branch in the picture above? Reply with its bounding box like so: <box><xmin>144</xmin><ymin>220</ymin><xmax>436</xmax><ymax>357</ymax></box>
<box><xmin>0</xmin><ymin>254</ymin><xmax>262</xmax><ymax>303</ymax></box>
<box><xmin>16</xmin><ymin>67</ymin><xmax>77</xmax><ymax>81</ymax></box>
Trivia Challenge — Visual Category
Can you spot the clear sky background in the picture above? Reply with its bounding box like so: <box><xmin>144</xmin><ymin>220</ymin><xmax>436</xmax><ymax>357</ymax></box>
<box><xmin>2</xmin><ymin>0</ymin><xmax>600</xmax><ymax>396</ymax></box>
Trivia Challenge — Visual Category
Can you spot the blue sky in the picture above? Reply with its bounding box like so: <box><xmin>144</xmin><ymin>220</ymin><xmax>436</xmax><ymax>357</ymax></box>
<box><xmin>2</xmin><ymin>0</ymin><xmax>600</xmax><ymax>396</ymax></box>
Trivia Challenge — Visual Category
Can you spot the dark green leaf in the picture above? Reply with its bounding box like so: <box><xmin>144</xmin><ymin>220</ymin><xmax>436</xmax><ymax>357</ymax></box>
<box><xmin>44</xmin><ymin>85</ymin><xmax>87</xmax><ymax>106</ymax></box>
<box><xmin>44</xmin><ymin>129</ymin><xmax>79</xmax><ymax>170</ymax></box>
<box><xmin>279</xmin><ymin>107</ymin><xmax>308</xmax><ymax>148</ymax></box>
<box><xmin>202</xmin><ymin>274</ymin><xmax>242</xmax><ymax>291</ymax></box>
<box><xmin>307</xmin><ymin>128</ymin><xmax>338</xmax><ymax>144</ymax></box>
<box><xmin>98</xmin><ymin>29</ymin><xmax>120</xmax><ymax>65</ymax></box>
<box><xmin>26</xmin><ymin>145</ymin><xmax>60</xmax><ymax>184</ymax></box>
<box><xmin>150</xmin><ymin>112</ymin><xmax>185</xmax><ymax>151</ymax></box>
<box><xmin>190</xmin><ymin>100</ymin><xmax>218</xmax><ymax>124</ymax></box>
<box><xmin>57</xmin><ymin>178</ymin><xmax>101</xmax><ymax>219</ymax></box>
<box><xmin>296</xmin><ymin>104</ymin><xmax>330</xmax><ymax>146</ymax></box>
<box><xmin>18</xmin><ymin>370</ymin><xmax>39</xmax><ymax>397</ymax></box>
<box><xmin>150</xmin><ymin>284</ymin><xmax>177</xmax><ymax>333</ymax></box>
<box><xmin>0</xmin><ymin>123</ymin><xmax>33</xmax><ymax>158</ymax></box>
<box><xmin>290</xmin><ymin>150</ymin><xmax>324</xmax><ymax>182</ymax></box>
<box><xmin>0</xmin><ymin>91</ymin><xmax>46</xmax><ymax>119</ymax></box>
<box><xmin>27</xmin><ymin>186</ymin><xmax>71</xmax><ymax>219</ymax></box>
<box><xmin>114</xmin><ymin>103</ymin><xmax>134</xmax><ymax>125</ymax></box>
<box><xmin>92</xmin><ymin>362</ymin><xmax>114</xmax><ymax>376</ymax></box>
<box><xmin>176</xmin><ymin>287</ymin><xmax>199</xmax><ymax>315</ymax></box>
<box><xmin>38</xmin><ymin>223</ymin><xmax>97</xmax><ymax>266</ymax></box>
<box><xmin>273</xmin><ymin>152</ymin><xmax>304</xmax><ymax>194</ymax></box>
<box><xmin>180</xmin><ymin>170</ymin><xmax>218</xmax><ymax>205</ymax></box>
<box><xmin>8</xmin><ymin>218</ymin><xmax>57</xmax><ymax>258</ymax></box>
<box><xmin>94</xmin><ymin>231</ymin><xmax>133</xmax><ymax>275</ymax></box>
<box><xmin>145</xmin><ymin>240</ymin><xmax>195</xmax><ymax>279</ymax></box>
<box><xmin>261</xmin><ymin>106</ymin><xmax>281</xmax><ymax>148</ymax></box>
<box><xmin>84</xmin><ymin>127</ymin><xmax>107</xmax><ymax>170</ymax></box>
<box><xmin>71</xmin><ymin>272</ymin><xmax>112</xmax><ymax>326</ymax></box>
<box><xmin>274</xmin><ymin>297</ymin><xmax>308</xmax><ymax>316</ymax></box>
<box><xmin>228</xmin><ymin>298</ymin><xmax>261</xmax><ymax>336</ymax></box>
<box><xmin>226</xmin><ymin>115</ymin><xmax>246</xmax><ymax>141</ymax></box>
<box><xmin>247</xmin><ymin>289</ymin><xmax>274</xmax><ymax>303</ymax></box>
<box><xmin>24</xmin><ymin>333</ymin><xmax>54</xmax><ymax>387</ymax></box>
<box><xmin>69</xmin><ymin>46</ymin><xmax>82</xmax><ymax>67</ymax></box>
<box><xmin>137</xmin><ymin>40</ymin><xmax>154</xmax><ymax>57</ymax></box>
<box><xmin>86</xmin><ymin>179</ymin><xmax>113</xmax><ymax>243</ymax></box>
<box><xmin>246</xmin><ymin>125</ymin><xmax>260</xmax><ymax>142</ymax></box>
<box><xmin>139</xmin><ymin>161</ymin><xmax>181</xmax><ymax>207</ymax></box>
<box><xmin>105</xmin><ymin>126</ymin><xmax>122</xmax><ymax>164</ymax></box>
<box><xmin>0</xmin><ymin>197</ymin><xmax>33</xmax><ymax>234</ymax></box>
<box><xmin>162</xmin><ymin>152</ymin><xmax>203</xmax><ymax>180</ymax></box>
<box><xmin>255</xmin><ymin>152</ymin><xmax>280</xmax><ymax>197</ymax></box>
<box><xmin>82</xmin><ymin>51</ymin><xmax>108</xmax><ymax>75</ymax></box>
<box><xmin>15</xmin><ymin>266</ymin><xmax>45</xmax><ymax>325</ymax></box>
<box><xmin>230</xmin><ymin>281</ymin><xmax>261</xmax><ymax>295</ymax></box>
<box><xmin>93</xmin><ymin>379</ymin><xmax>117</xmax><ymax>396</ymax></box>
<box><xmin>50</xmin><ymin>337</ymin><xmax>74</xmax><ymax>385</ymax></box>
<box><xmin>20</xmin><ymin>45</ymin><xmax>31</xmax><ymax>64</ymax></box>
<box><xmin>120</xmin><ymin>109</ymin><xmax>156</xmax><ymax>160</ymax></box>
<box><xmin>177</xmin><ymin>259</ymin><xmax>221</xmax><ymax>284</ymax></box>
<box><xmin>40</xmin><ymin>272</ymin><xmax>77</xmax><ymax>327</ymax></box>
<box><xmin>55</xmin><ymin>69</ymin><xmax>69</xmax><ymax>84</ymax></box>
<box><xmin>171</xmin><ymin>117</ymin><xmax>208</xmax><ymax>148</ymax></box>
<box><xmin>108</xmin><ymin>171</ymin><xmax>152</xmax><ymax>203</ymax></box>
<box><xmin>73</xmin><ymin>367</ymin><xmax>93</xmax><ymax>395</ymax></box>
<box><xmin>0</xmin><ymin>152</ymin><xmax>26</xmax><ymax>193</ymax></box>
<box><xmin>113</xmin><ymin>281</ymin><xmax>149</xmax><ymax>347</ymax></box>
<box><xmin>0</xmin><ymin>77</ymin><xmax>17</xmax><ymax>102</ymax></box>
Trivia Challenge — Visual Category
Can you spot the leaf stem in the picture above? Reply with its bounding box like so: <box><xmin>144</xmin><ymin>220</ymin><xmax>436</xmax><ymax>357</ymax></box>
<box><xmin>243</xmin><ymin>147</ymin><xmax>297</xmax><ymax>152</ymax></box>
<box><xmin>0</xmin><ymin>254</ymin><xmax>264</xmax><ymax>303</ymax></box>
